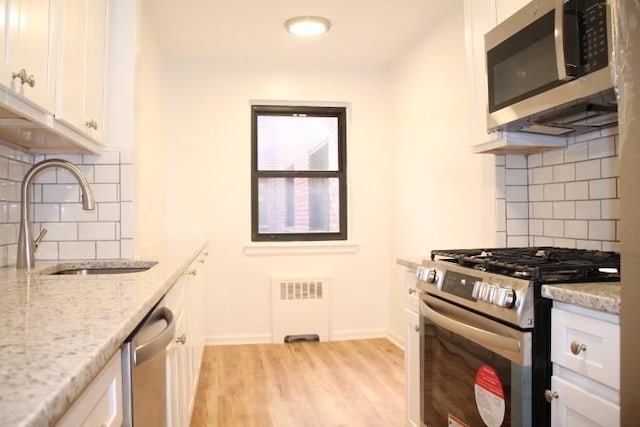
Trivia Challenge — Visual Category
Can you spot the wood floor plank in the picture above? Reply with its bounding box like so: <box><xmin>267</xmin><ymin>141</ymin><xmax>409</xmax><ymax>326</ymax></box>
<box><xmin>190</xmin><ymin>338</ymin><xmax>405</xmax><ymax>427</ymax></box>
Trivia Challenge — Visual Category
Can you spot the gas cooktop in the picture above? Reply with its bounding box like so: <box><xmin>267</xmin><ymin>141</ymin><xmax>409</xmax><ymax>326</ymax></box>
<box><xmin>431</xmin><ymin>247</ymin><xmax>620</xmax><ymax>284</ymax></box>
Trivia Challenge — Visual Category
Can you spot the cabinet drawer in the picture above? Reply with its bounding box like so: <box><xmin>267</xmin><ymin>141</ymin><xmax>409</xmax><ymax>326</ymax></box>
<box><xmin>551</xmin><ymin>308</ymin><xmax>619</xmax><ymax>389</ymax></box>
<box><xmin>56</xmin><ymin>350</ymin><xmax>123</xmax><ymax>427</ymax></box>
<box><xmin>550</xmin><ymin>375</ymin><xmax>619</xmax><ymax>427</ymax></box>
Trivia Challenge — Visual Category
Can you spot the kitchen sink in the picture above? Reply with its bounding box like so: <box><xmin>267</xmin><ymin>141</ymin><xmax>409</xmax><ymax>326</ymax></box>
<box><xmin>35</xmin><ymin>260</ymin><xmax>158</xmax><ymax>275</ymax></box>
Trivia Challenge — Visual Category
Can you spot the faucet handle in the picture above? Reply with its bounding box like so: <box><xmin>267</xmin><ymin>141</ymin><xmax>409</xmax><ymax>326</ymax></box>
<box><xmin>34</xmin><ymin>228</ymin><xmax>48</xmax><ymax>249</ymax></box>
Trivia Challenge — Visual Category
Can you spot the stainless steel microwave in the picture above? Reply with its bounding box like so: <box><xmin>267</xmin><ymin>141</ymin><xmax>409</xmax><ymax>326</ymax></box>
<box><xmin>485</xmin><ymin>0</ymin><xmax>617</xmax><ymax>136</ymax></box>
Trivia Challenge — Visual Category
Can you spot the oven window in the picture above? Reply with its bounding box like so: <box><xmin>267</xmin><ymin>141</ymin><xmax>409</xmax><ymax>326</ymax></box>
<box><xmin>421</xmin><ymin>317</ymin><xmax>531</xmax><ymax>427</ymax></box>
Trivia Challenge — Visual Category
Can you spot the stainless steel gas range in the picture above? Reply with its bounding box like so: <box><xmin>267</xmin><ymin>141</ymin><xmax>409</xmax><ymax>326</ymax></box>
<box><xmin>415</xmin><ymin>247</ymin><xmax>620</xmax><ymax>427</ymax></box>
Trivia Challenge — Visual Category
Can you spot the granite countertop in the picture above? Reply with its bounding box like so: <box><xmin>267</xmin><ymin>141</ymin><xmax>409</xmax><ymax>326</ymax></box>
<box><xmin>396</xmin><ymin>256</ymin><xmax>425</xmax><ymax>270</ymax></box>
<box><xmin>542</xmin><ymin>282</ymin><xmax>620</xmax><ymax>315</ymax></box>
<box><xmin>0</xmin><ymin>240</ymin><xmax>207</xmax><ymax>427</ymax></box>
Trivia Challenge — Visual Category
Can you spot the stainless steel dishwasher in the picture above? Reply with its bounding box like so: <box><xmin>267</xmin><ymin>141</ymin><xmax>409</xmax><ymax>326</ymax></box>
<box><xmin>121</xmin><ymin>296</ymin><xmax>176</xmax><ymax>426</ymax></box>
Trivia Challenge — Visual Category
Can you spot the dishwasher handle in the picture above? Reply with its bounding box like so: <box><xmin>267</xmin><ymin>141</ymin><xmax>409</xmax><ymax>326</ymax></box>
<box><xmin>133</xmin><ymin>307</ymin><xmax>175</xmax><ymax>366</ymax></box>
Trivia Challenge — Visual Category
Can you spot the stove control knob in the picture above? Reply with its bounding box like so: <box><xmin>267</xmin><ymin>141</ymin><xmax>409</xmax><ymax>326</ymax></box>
<box><xmin>426</xmin><ymin>269</ymin><xmax>438</xmax><ymax>284</ymax></box>
<box><xmin>493</xmin><ymin>287</ymin><xmax>516</xmax><ymax>308</ymax></box>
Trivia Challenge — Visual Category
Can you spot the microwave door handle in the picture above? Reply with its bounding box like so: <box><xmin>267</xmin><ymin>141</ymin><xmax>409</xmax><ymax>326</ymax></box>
<box><xmin>421</xmin><ymin>299</ymin><xmax>521</xmax><ymax>355</ymax></box>
<box><xmin>554</xmin><ymin>0</ymin><xmax>575</xmax><ymax>81</ymax></box>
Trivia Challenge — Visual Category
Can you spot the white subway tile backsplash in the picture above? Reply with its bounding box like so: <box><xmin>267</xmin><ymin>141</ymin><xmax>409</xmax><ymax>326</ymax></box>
<box><xmin>8</xmin><ymin>203</ymin><xmax>18</xmax><ymax>222</ymax></box>
<box><xmin>496</xmin><ymin>231</ymin><xmax>507</xmax><ymax>246</ymax></box>
<box><xmin>576</xmin><ymin>200</ymin><xmax>600</xmax><ymax>219</ymax></box>
<box><xmin>602</xmin><ymin>241</ymin><xmax>620</xmax><ymax>252</ymax></box>
<box><xmin>0</xmin><ymin>157</ymin><xmax>8</xmax><ymax>179</ymax></box>
<box><xmin>554</xmin><ymin>238</ymin><xmax>577</xmax><ymax>248</ymax></box>
<box><xmin>565</xmin><ymin>142</ymin><xmax>588</xmax><ymax>163</ymax></box>
<box><xmin>600</xmin><ymin>157</ymin><xmax>620</xmax><ymax>178</ymax></box>
<box><xmin>8</xmin><ymin>160</ymin><xmax>27</xmax><ymax>181</ymax></box>
<box><xmin>532</xmin><ymin>202</ymin><xmax>553</xmax><ymax>219</ymax></box>
<box><xmin>601</xmin><ymin>199</ymin><xmax>620</xmax><ymax>220</ymax></box>
<box><xmin>508</xmin><ymin>236</ymin><xmax>529</xmax><ymax>247</ymax></box>
<box><xmin>527</xmin><ymin>153</ymin><xmax>542</xmax><ymax>168</ymax></box>
<box><xmin>97</xmin><ymin>241</ymin><xmax>120</xmax><ymax>259</ymax></box>
<box><xmin>506</xmin><ymin>186</ymin><xmax>528</xmax><ymax>202</ymax></box>
<box><xmin>0</xmin><ymin>224</ymin><xmax>16</xmax><ymax>245</ymax></box>
<box><xmin>553</xmin><ymin>163</ymin><xmax>575</xmax><ymax>182</ymax></box>
<box><xmin>95</xmin><ymin>165</ymin><xmax>120</xmax><ymax>183</ymax></box>
<box><xmin>83</xmin><ymin>152</ymin><xmax>119</xmax><ymax>165</ymax></box>
<box><xmin>36</xmin><ymin>241</ymin><xmax>59</xmax><ymax>260</ymax></box>
<box><xmin>0</xmin><ymin>202</ymin><xmax>7</xmax><ymax>221</ymax></box>
<box><xmin>121</xmin><ymin>202</ymin><xmax>134</xmax><ymax>238</ymax></box>
<box><xmin>91</xmin><ymin>183</ymin><xmax>119</xmax><ymax>203</ymax></box>
<box><xmin>577</xmin><ymin>240</ymin><xmax>602</xmax><ymax>250</ymax></box>
<box><xmin>553</xmin><ymin>201</ymin><xmax>575</xmax><ymax>219</ymax></box>
<box><xmin>496</xmin><ymin>167</ymin><xmax>506</xmax><ymax>199</ymax></box>
<box><xmin>506</xmin><ymin>154</ymin><xmax>527</xmax><ymax>168</ymax></box>
<box><xmin>533</xmin><ymin>236</ymin><xmax>554</xmax><ymax>246</ymax></box>
<box><xmin>33</xmin><ymin>168</ymin><xmax>57</xmax><ymax>184</ymax></box>
<box><xmin>588</xmin><ymin>136</ymin><xmax>616</xmax><ymax>159</ymax></box>
<box><xmin>60</xmin><ymin>203</ymin><xmax>98</xmax><ymax>222</ymax></box>
<box><xmin>506</xmin><ymin>169</ymin><xmax>527</xmax><ymax>185</ymax></box>
<box><xmin>532</xmin><ymin>166</ymin><xmax>553</xmax><ymax>184</ymax></box>
<box><xmin>544</xmin><ymin>219</ymin><xmax>563</xmax><ymax>237</ymax></box>
<box><xmin>576</xmin><ymin>129</ymin><xmax>602</xmax><ymax>143</ymax></box>
<box><xmin>507</xmin><ymin>219</ymin><xmax>528</xmax><ymax>235</ymax></box>
<box><xmin>565</xmin><ymin>220</ymin><xmax>588</xmax><ymax>239</ymax></box>
<box><xmin>78</xmin><ymin>222</ymin><xmax>116</xmax><ymax>240</ymax></box>
<box><xmin>45</xmin><ymin>154</ymin><xmax>83</xmax><ymax>164</ymax></box>
<box><xmin>565</xmin><ymin>181</ymin><xmax>589</xmax><ymax>200</ymax></box>
<box><xmin>543</xmin><ymin>149</ymin><xmax>564</xmax><ymax>166</ymax></box>
<box><xmin>59</xmin><ymin>241</ymin><xmax>96</xmax><ymax>260</ymax></box>
<box><xmin>506</xmin><ymin>202</ymin><xmax>528</xmax><ymax>219</ymax></box>
<box><xmin>34</xmin><ymin>204</ymin><xmax>60</xmax><ymax>222</ymax></box>
<box><xmin>529</xmin><ymin>185</ymin><xmax>544</xmax><ymax>202</ymax></box>
<box><xmin>529</xmin><ymin>219</ymin><xmax>543</xmax><ymax>235</ymax></box>
<box><xmin>496</xmin><ymin>199</ymin><xmax>506</xmax><ymax>232</ymax></box>
<box><xmin>589</xmin><ymin>178</ymin><xmax>617</xmax><ymax>199</ymax></box>
<box><xmin>589</xmin><ymin>220</ymin><xmax>616</xmax><ymax>240</ymax></box>
<box><xmin>120</xmin><ymin>164</ymin><xmax>133</xmax><ymax>201</ymax></box>
<box><xmin>42</xmin><ymin>222</ymin><xmax>78</xmax><ymax>240</ymax></box>
<box><xmin>0</xmin><ymin>181</ymin><xmax>18</xmax><ymax>201</ymax></box>
<box><xmin>120</xmin><ymin>239</ymin><xmax>134</xmax><ymax>258</ymax></box>
<box><xmin>58</xmin><ymin>165</ymin><xmax>94</xmax><ymax>184</ymax></box>
<box><xmin>120</xmin><ymin>151</ymin><xmax>133</xmax><ymax>165</ymax></box>
<box><xmin>575</xmin><ymin>159</ymin><xmax>601</xmax><ymax>180</ymax></box>
<box><xmin>543</xmin><ymin>183</ymin><xmax>565</xmax><ymax>201</ymax></box>
<box><xmin>42</xmin><ymin>184</ymin><xmax>80</xmax><ymax>203</ymax></box>
<box><xmin>98</xmin><ymin>203</ymin><xmax>121</xmax><ymax>221</ymax></box>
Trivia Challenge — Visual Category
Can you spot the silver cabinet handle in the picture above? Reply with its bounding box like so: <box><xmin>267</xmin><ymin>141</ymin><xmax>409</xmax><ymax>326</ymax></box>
<box><xmin>85</xmin><ymin>119</ymin><xmax>98</xmax><ymax>130</ymax></box>
<box><xmin>570</xmin><ymin>341</ymin><xmax>587</xmax><ymax>355</ymax></box>
<box><xmin>408</xmin><ymin>288</ymin><xmax>417</xmax><ymax>295</ymax></box>
<box><xmin>12</xmin><ymin>68</ymin><xmax>36</xmax><ymax>87</ymax></box>
<box><xmin>544</xmin><ymin>389</ymin><xmax>559</xmax><ymax>403</ymax></box>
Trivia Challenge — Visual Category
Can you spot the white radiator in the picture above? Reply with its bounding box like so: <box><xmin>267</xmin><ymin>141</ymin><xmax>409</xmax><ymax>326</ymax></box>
<box><xmin>271</xmin><ymin>278</ymin><xmax>330</xmax><ymax>343</ymax></box>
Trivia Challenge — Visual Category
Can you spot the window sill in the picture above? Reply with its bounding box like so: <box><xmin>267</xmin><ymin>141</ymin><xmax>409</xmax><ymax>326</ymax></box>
<box><xmin>243</xmin><ymin>241</ymin><xmax>359</xmax><ymax>256</ymax></box>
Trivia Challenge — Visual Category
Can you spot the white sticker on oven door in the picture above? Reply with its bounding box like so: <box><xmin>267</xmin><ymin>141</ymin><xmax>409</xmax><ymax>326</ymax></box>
<box><xmin>474</xmin><ymin>365</ymin><xmax>505</xmax><ymax>427</ymax></box>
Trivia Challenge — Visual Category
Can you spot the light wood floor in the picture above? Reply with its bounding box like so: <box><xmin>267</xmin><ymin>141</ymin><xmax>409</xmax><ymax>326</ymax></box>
<box><xmin>190</xmin><ymin>338</ymin><xmax>405</xmax><ymax>427</ymax></box>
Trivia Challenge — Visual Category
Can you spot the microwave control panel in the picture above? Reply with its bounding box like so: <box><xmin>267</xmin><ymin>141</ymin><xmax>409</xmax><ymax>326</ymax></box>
<box><xmin>579</xmin><ymin>0</ymin><xmax>608</xmax><ymax>74</ymax></box>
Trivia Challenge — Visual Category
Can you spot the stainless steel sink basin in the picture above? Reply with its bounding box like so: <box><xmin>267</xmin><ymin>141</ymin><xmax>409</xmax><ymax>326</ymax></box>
<box><xmin>35</xmin><ymin>260</ymin><xmax>158</xmax><ymax>276</ymax></box>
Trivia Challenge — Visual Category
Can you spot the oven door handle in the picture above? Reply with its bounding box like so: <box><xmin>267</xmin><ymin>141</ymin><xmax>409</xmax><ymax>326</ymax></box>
<box><xmin>421</xmin><ymin>299</ymin><xmax>521</xmax><ymax>355</ymax></box>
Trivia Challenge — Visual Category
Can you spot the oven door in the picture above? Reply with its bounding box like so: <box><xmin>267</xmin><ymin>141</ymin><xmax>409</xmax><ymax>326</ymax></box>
<box><xmin>420</xmin><ymin>293</ymin><xmax>532</xmax><ymax>427</ymax></box>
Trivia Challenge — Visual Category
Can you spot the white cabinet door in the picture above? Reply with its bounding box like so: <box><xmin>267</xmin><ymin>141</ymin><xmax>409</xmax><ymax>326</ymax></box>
<box><xmin>405</xmin><ymin>308</ymin><xmax>420</xmax><ymax>427</ymax></box>
<box><xmin>550</xmin><ymin>376</ymin><xmax>620</xmax><ymax>427</ymax></box>
<box><xmin>56</xmin><ymin>0</ymin><xmax>108</xmax><ymax>143</ymax></box>
<box><xmin>0</xmin><ymin>0</ymin><xmax>57</xmax><ymax>115</ymax></box>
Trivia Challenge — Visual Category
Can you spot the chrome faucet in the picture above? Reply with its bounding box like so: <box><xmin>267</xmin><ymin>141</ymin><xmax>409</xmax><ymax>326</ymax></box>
<box><xmin>17</xmin><ymin>159</ymin><xmax>95</xmax><ymax>269</ymax></box>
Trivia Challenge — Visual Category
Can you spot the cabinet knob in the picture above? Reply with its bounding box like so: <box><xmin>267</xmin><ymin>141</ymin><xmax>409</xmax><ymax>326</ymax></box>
<box><xmin>544</xmin><ymin>389</ymin><xmax>559</xmax><ymax>403</ymax></box>
<box><xmin>198</xmin><ymin>259</ymin><xmax>205</xmax><ymax>264</ymax></box>
<box><xmin>408</xmin><ymin>288</ymin><xmax>417</xmax><ymax>295</ymax></box>
<box><xmin>188</xmin><ymin>269</ymin><xmax>197</xmax><ymax>276</ymax></box>
<box><xmin>12</xmin><ymin>68</ymin><xmax>36</xmax><ymax>87</ymax></box>
<box><xmin>176</xmin><ymin>334</ymin><xmax>187</xmax><ymax>345</ymax></box>
<box><xmin>570</xmin><ymin>341</ymin><xmax>587</xmax><ymax>355</ymax></box>
<box><xmin>414</xmin><ymin>325</ymin><xmax>420</xmax><ymax>332</ymax></box>
<box><xmin>85</xmin><ymin>119</ymin><xmax>98</xmax><ymax>130</ymax></box>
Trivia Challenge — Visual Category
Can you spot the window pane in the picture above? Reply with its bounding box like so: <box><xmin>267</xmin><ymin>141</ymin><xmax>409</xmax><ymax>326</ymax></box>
<box><xmin>257</xmin><ymin>115</ymin><xmax>339</xmax><ymax>171</ymax></box>
<box><xmin>258</xmin><ymin>177</ymin><xmax>340</xmax><ymax>234</ymax></box>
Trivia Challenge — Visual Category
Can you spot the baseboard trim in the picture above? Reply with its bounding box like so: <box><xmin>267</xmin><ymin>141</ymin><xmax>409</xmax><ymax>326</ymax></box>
<box><xmin>206</xmin><ymin>329</ymin><xmax>391</xmax><ymax>345</ymax></box>
<box><xmin>329</xmin><ymin>329</ymin><xmax>387</xmax><ymax>341</ymax></box>
<box><xmin>386</xmin><ymin>330</ymin><xmax>404</xmax><ymax>350</ymax></box>
<box><xmin>206</xmin><ymin>334</ymin><xmax>271</xmax><ymax>345</ymax></box>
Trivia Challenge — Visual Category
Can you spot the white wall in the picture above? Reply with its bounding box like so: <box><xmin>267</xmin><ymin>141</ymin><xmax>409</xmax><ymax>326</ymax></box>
<box><xmin>135</xmin><ymin>5</ymin><xmax>168</xmax><ymax>251</ymax></box>
<box><xmin>388</xmin><ymin>0</ymin><xmax>496</xmax><ymax>344</ymax></box>
<box><xmin>160</xmin><ymin>62</ymin><xmax>393</xmax><ymax>343</ymax></box>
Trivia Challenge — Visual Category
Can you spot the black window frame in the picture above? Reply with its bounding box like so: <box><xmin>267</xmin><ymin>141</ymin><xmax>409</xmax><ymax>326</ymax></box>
<box><xmin>251</xmin><ymin>105</ymin><xmax>348</xmax><ymax>242</ymax></box>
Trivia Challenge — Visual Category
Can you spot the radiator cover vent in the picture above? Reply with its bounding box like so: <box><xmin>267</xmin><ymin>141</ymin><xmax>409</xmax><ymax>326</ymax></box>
<box><xmin>271</xmin><ymin>278</ymin><xmax>330</xmax><ymax>343</ymax></box>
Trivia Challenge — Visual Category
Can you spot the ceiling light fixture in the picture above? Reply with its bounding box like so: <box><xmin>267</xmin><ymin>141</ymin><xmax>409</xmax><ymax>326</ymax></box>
<box><xmin>284</xmin><ymin>16</ymin><xmax>331</xmax><ymax>36</ymax></box>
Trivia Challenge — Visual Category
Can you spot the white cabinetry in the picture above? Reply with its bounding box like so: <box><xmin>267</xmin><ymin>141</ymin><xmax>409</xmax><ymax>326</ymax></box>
<box><xmin>0</xmin><ymin>0</ymin><xmax>58</xmax><ymax>118</ymax></box>
<box><xmin>56</xmin><ymin>350</ymin><xmax>123</xmax><ymax>427</ymax></box>
<box><xmin>403</xmin><ymin>267</ymin><xmax>420</xmax><ymax>427</ymax></box>
<box><xmin>548</xmin><ymin>303</ymin><xmax>620</xmax><ymax>427</ymax></box>
<box><xmin>55</xmin><ymin>0</ymin><xmax>108</xmax><ymax>144</ymax></box>
<box><xmin>166</xmin><ymin>248</ymin><xmax>208</xmax><ymax>427</ymax></box>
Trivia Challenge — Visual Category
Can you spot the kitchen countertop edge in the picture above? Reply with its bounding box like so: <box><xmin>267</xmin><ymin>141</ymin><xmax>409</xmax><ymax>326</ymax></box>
<box><xmin>541</xmin><ymin>282</ymin><xmax>620</xmax><ymax>315</ymax></box>
<box><xmin>0</xmin><ymin>240</ymin><xmax>207</xmax><ymax>427</ymax></box>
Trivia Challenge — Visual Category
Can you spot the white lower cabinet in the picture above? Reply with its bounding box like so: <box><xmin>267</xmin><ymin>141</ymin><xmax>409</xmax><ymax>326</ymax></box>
<box><xmin>56</xmin><ymin>350</ymin><xmax>123</xmax><ymax>427</ymax></box>
<box><xmin>549</xmin><ymin>303</ymin><xmax>620</xmax><ymax>427</ymax></box>
<box><xmin>405</xmin><ymin>308</ymin><xmax>420</xmax><ymax>427</ymax></box>
<box><xmin>166</xmin><ymin>247</ymin><xmax>208</xmax><ymax>427</ymax></box>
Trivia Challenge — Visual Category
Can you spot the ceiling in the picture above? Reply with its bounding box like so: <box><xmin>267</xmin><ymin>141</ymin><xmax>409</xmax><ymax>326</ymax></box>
<box><xmin>142</xmin><ymin>0</ymin><xmax>451</xmax><ymax>66</ymax></box>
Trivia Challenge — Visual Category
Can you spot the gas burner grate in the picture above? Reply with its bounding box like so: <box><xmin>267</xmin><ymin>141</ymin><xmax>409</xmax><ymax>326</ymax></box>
<box><xmin>431</xmin><ymin>247</ymin><xmax>620</xmax><ymax>283</ymax></box>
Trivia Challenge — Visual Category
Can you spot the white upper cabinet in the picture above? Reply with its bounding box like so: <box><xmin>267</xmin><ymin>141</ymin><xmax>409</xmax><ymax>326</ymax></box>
<box><xmin>495</xmin><ymin>0</ymin><xmax>530</xmax><ymax>24</ymax></box>
<box><xmin>55</xmin><ymin>0</ymin><xmax>108</xmax><ymax>144</ymax></box>
<box><xmin>0</xmin><ymin>0</ymin><xmax>58</xmax><ymax>119</ymax></box>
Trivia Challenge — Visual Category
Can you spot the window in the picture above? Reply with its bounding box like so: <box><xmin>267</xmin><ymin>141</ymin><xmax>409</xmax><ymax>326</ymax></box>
<box><xmin>251</xmin><ymin>105</ymin><xmax>347</xmax><ymax>241</ymax></box>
